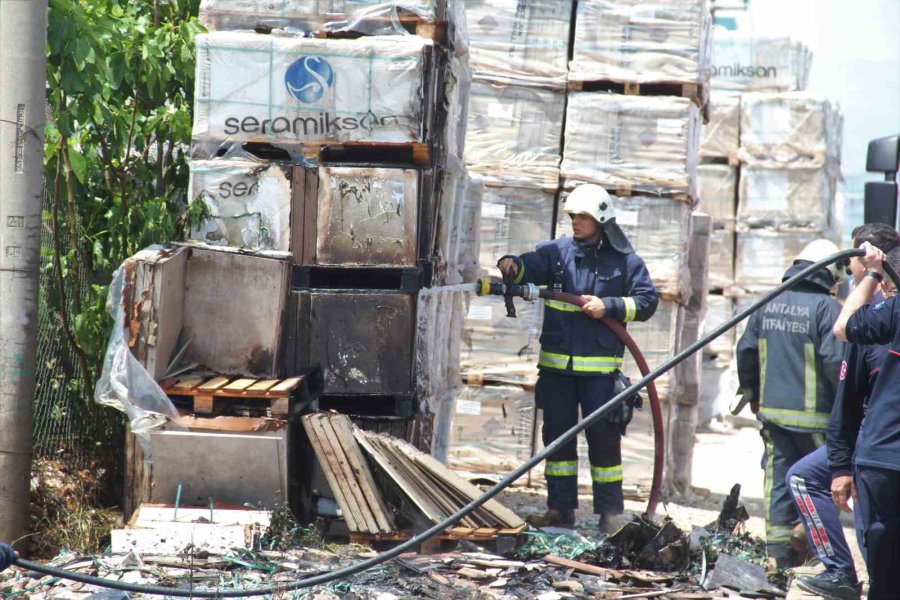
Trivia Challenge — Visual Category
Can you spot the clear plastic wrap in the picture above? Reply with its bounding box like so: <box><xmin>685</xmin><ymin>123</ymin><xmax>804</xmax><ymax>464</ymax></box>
<box><xmin>622</xmin><ymin>298</ymin><xmax>680</xmax><ymax>399</ymax></box>
<box><xmin>708</xmin><ymin>227</ymin><xmax>735</xmax><ymax>289</ymax></box>
<box><xmin>711</xmin><ymin>33</ymin><xmax>811</xmax><ymax>93</ymax></box>
<box><xmin>192</xmin><ymin>32</ymin><xmax>430</xmax><ymax>151</ymax></box>
<box><xmin>703</xmin><ymin>292</ymin><xmax>735</xmax><ymax>358</ymax></box>
<box><xmin>699</xmin><ymin>93</ymin><xmax>740</xmax><ymax>159</ymax></box>
<box><xmin>738</xmin><ymin>163</ymin><xmax>835</xmax><ymax>232</ymax></box>
<box><xmin>697</xmin><ymin>163</ymin><xmax>736</xmax><ymax>223</ymax></box>
<box><xmin>416</xmin><ymin>287</ymin><xmax>465</xmax><ymax>405</ymax></box>
<box><xmin>315</xmin><ymin>166</ymin><xmax>420</xmax><ymax>266</ymax></box>
<box><xmin>433</xmin><ymin>157</ymin><xmax>481</xmax><ymax>286</ymax></box>
<box><xmin>734</xmin><ymin>228</ymin><xmax>826</xmax><ymax>289</ymax></box>
<box><xmin>446</xmin><ymin>384</ymin><xmax>536</xmax><ymax>481</ymax></box>
<box><xmin>465</xmin><ymin>79</ymin><xmax>565</xmax><ymax>190</ymax></box>
<box><xmin>199</xmin><ymin>1</ymin><xmax>436</xmax><ymax>34</ymax></box>
<box><xmin>464</xmin><ymin>0</ymin><xmax>573</xmax><ymax>87</ymax></box>
<box><xmin>189</xmin><ymin>159</ymin><xmax>293</xmax><ymax>252</ymax></box>
<box><xmin>569</xmin><ymin>0</ymin><xmax>712</xmax><ymax>87</ymax></box>
<box><xmin>95</xmin><ymin>251</ymin><xmax>182</xmax><ymax>454</ymax></box>
<box><xmin>561</xmin><ymin>93</ymin><xmax>701</xmax><ymax>199</ymax></box>
<box><xmin>556</xmin><ymin>194</ymin><xmax>692</xmax><ymax>300</ymax></box>
<box><xmin>444</xmin><ymin>53</ymin><xmax>473</xmax><ymax>161</ymax></box>
<box><xmin>739</xmin><ymin>92</ymin><xmax>842</xmax><ymax>166</ymax></box>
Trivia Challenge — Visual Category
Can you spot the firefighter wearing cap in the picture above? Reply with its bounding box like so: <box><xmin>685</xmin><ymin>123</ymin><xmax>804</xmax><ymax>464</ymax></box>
<box><xmin>497</xmin><ymin>184</ymin><xmax>658</xmax><ymax>532</ymax></box>
<box><xmin>736</xmin><ymin>239</ymin><xmax>845</xmax><ymax>567</ymax></box>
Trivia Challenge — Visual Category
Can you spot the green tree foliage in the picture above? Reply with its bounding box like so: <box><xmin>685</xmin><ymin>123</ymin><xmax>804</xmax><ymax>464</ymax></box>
<box><xmin>44</xmin><ymin>0</ymin><xmax>204</xmax><ymax>406</ymax></box>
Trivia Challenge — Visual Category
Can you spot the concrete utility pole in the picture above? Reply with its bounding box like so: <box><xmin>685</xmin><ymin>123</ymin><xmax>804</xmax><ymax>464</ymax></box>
<box><xmin>0</xmin><ymin>0</ymin><xmax>49</xmax><ymax>550</ymax></box>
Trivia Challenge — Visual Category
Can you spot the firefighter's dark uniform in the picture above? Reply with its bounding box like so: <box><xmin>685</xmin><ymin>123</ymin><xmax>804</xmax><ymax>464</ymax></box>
<box><xmin>843</xmin><ymin>295</ymin><xmax>900</xmax><ymax>598</ymax></box>
<box><xmin>736</xmin><ymin>262</ymin><xmax>844</xmax><ymax>564</ymax></box>
<box><xmin>502</xmin><ymin>235</ymin><xmax>658</xmax><ymax>514</ymax></box>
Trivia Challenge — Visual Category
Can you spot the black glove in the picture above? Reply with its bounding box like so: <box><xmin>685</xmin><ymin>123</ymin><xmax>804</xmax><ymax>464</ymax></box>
<box><xmin>0</xmin><ymin>543</ymin><xmax>16</xmax><ymax>572</ymax></box>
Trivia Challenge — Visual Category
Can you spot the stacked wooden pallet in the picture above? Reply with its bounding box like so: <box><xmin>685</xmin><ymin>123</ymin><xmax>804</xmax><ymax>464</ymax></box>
<box><xmin>302</xmin><ymin>413</ymin><xmax>524</xmax><ymax>543</ymax></box>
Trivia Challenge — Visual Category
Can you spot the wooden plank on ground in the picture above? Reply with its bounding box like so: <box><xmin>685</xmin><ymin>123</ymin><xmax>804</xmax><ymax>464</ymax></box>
<box><xmin>270</xmin><ymin>376</ymin><xmax>302</xmax><ymax>393</ymax></box>
<box><xmin>316</xmin><ymin>416</ymin><xmax>380</xmax><ymax>534</ymax></box>
<box><xmin>248</xmin><ymin>379</ymin><xmax>280</xmax><ymax>392</ymax></box>
<box><xmin>171</xmin><ymin>375</ymin><xmax>207</xmax><ymax>390</ymax></box>
<box><xmin>304</xmin><ymin>415</ymin><xmax>366</xmax><ymax>533</ymax></box>
<box><xmin>198</xmin><ymin>376</ymin><xmax>231</xmax><ymax>391</ymax></box>
<box><xmin>223</xmin><ymin>378</ymin><xmax>257</xmax><ymax>391</ymax></box>
<box><xmin>384</xmin><ymin>436</ymin><xmax>525</xmax><ymax>529</ymax></box>
<box><xmin>328</xmin><ymin>415</ymin><xmax>395</xmax><ymax>532</ymax></box>
<box><xmin>355</xmin><ymin>429</ymin><xmax>446</xmax><ymax>525</ymax></box>
<box><xmin>301</xmin><ymin>415</ymin><xmax>361</xmax><ymax>533</ymax></box>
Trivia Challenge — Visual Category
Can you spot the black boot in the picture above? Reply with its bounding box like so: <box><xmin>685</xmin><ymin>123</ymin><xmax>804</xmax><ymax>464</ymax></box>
<box><xmin>526</xmin><ymin>508</ymin><xmax>576</xmax><ymax>529</ymax></box>
<box><xmin>795</xmin><ymin>570</ymin><xmax>862</xmax><ymax>600</ymax></box>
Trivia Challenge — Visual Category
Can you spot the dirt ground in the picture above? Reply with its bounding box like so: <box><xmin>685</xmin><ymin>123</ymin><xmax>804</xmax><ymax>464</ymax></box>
<box><xmin>498</xmin><ymin>410</ymin><xmax>868</xmax><ymax>582</ymax></box>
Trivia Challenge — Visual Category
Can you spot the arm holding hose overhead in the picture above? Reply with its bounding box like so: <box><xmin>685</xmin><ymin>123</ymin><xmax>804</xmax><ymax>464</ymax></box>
<box><xmin>834</xmin><ymin>242</ymin><xmax>890</xmax><ymax>342</ymax></box>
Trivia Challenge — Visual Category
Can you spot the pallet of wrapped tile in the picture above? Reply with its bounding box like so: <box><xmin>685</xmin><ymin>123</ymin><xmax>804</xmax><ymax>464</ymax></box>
<box><xmin>191</xmin><ymin>32</ymin><xmax>437</xmax><ymax>159</ymax></box>
<box><xmin>198</xmin><ymin>0</ymin><xmax>444</xmax><ymax>38</ymax></box>
<box><xmin>700</xmin><ymin>93</ymin><xmax>740</xmax><ymax>164</ymax></box>
<box><xmin>737</xmin><ymin>162</ymin><xmax>835</xmax><ymax>232</ymax></box>
<box><xmin>464</xmin><ymin>0</ymin><xmax>573</xmax><ymax>88</ymax></box>
<box><xmin>697</xmin><ymin>163</ymin><xmax>737</xmax><ymax>290</ymax></box>
<box><xmin>567</xmin><ymin>0</ymin><xmax>711</xmax><ymax>109</ymax></box>
<box><xmin>704</xmin><ymin>293</ymin><xmax>736</xmax><ymax>359</ymax></box>
<box><xmin>734</xmin><ymin>228</ymin><xmax>827</xmax><ymax>290</ymax></box>
<box><xmin>446</xmin><ymin>384</ymin><xmax>538</xmax><ymax>485</ymax></box>
<box><xmin>464</xmin><ymin>79</ymin><xmax>566</xmax><ymax>190</ymax></box>
<box><xmin>739</xmin><ymin>92</ymin><xmax>842</xmax><ymax>166</ymax></box>
<box><xmin>561</xmin><ymin>93</ymin><xmax>702</xmax><ymax>202</ymax></box>
<box><xmin>711</xmin><ymin>32</ymin><xmax>811</xmax><ymax>93</ymax></box>
<box><xmin>556</xmin><ymin>193</ymin><xmax>692</xmax><ymax>303</ymax></box>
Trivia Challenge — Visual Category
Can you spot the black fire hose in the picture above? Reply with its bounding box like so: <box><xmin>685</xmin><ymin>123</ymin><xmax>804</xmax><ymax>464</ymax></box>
<box><xmin>7</xmin><ymin>249</ymin><xmax>894</xmax><ymax>597</ymax></box>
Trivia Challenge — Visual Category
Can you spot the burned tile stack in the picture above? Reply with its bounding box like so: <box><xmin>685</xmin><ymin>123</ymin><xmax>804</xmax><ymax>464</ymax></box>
<box><xmin>108</xmin><ymin>1</ymin><xmax>479</xmax><ymax>518</ymax></box>
<box><xmin>447</xmin><ymin>0</ymin><xmax>713</xmax><ymax>492</ymax></box>
<box><xmin>697</xmin><ymin>26</ymin><xmax>842</xmax><ymax>426</ymax></box>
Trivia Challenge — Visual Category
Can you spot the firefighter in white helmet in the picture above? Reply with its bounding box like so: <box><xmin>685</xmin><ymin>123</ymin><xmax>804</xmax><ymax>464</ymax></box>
<box><xmin>498</xmin><ymin>184</ymin><xmax>659</xmax><ymax>532</ymax></box>
<box><xmin>736</xmin><ymin>238</ymin><xmax>845</xmax><ymax>567</ymax></box>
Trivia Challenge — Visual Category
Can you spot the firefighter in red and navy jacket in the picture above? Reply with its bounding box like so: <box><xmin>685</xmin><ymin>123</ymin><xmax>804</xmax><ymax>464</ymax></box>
<box><xmin>498</xmin><ymin>184</ymin><xmax>658</xmax><ymax>532</ymax></box>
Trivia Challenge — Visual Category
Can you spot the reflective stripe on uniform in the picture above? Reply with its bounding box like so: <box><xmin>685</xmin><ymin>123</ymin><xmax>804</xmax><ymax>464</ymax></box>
<box><xmin>545</xmin><ymin>461</ymin><xmax>577</xmax><ymax>477</ymax></box>
<box><xmin>513</xmin><ymin>261</ymin><xmax>525</xmax><ymax>284</ymax></box>
<box><xmin>622</xmin><ymin>297</ymin><xmax>637</xmax><ymax>322</ymax></box>
<box><xmin>591</xmin><ymin>465</ymin><xmax>623</xmax><ymax>483</ymax></box>
<box><xmin>538</xmin><ymin>350</ymin><xmax>623</xmax><ymax>373</ymax></box>
<box><xmin>538</xmin><ymin>350</ymin><xmax>570</xmax><ymax>370</ymax></box>
<box><xmin>759</xmin><ymin>338</ymin><xmax>767</xmax><ymax>405</ymax></box>
<box><xmin>804</xmin><ymin>342</ymin><xmax>817</xmax><ymax>414</ymax></box>
<box><xmin>572</xmin><ymin>355</ymin><xmax>623</xmax><ymax>374</ymax></box>
<box><xmin>758</xmin><ymin>407</ymin><xmax>830</xmax><ymax>429</ymax></box>
<box><xmin>545</xmin><ymin>299</ymin><xmax>581</xmax><ymax>312</ymax></box>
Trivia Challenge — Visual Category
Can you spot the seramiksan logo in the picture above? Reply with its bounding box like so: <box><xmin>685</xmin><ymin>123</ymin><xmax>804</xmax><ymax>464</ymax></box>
<box><xmin>285</xmin><ymin>56</ymin><xmax>334</xmax><ymax>104</ymax></box>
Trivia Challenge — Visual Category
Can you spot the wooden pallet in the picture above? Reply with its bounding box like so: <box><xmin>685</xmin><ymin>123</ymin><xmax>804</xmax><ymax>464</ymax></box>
<box><xmin>313</xmin><ymin>16</ymin><xmax>448</xmax><ymax>43</ymax></box>
<box><xmin>160</xmin><ymin>374</ymin><xmax>305</xmax><ymax>416</ymax></box>
<box><xmin>350</xmin><ymin>524</ymin><xmax>525</xmax><ymax>545</ymax></box>
<box><xmin>301</xmin><ymin>141</ymin><xmax>431</xmax><ymax>166</ymax></box>
<box><xmin>568</xmin><ymin>78</ymin><xmax>704</xmax><ymax>104</ymax></box>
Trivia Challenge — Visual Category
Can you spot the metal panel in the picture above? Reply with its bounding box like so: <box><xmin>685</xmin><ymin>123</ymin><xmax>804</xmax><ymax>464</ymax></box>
<box><xmin>306</xmin><ymin>291</ymin><xmax>414</xmax><ymax>395</ymax></box>
<box><xmin>315</xmin><ymin>167</ymin><xmax>420</xmax><ymax>266</ymax></box>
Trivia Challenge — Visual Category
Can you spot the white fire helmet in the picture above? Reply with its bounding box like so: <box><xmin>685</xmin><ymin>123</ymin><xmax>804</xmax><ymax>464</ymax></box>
<box><xmin>563</xmin><ymin>184</ymin><xmax>634</xmax><ymax>253</ymax></box>
<box><xmin>795</xmin><ymin>239</ymin><xmax>842</xmax><ymax>283</ymax></box>
<box><xmin>564</xmin><ymin>184</ymin><xmax>615</xmax><ymax>224</ymax></box>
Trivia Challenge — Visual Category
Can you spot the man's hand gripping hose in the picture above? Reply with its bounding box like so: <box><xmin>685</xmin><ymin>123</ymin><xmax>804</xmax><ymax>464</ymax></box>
<box><xmin>6</xmin><ymin>249</ymin><xmax>895</xmax><ymax>597</ymax></box>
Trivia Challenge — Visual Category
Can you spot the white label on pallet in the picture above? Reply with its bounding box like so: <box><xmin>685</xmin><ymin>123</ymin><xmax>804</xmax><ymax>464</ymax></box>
<box><xmin>467</xmin><ymin>304</ymin><xmax>493</xmax><ymax>320</ymax></box>
<box><xmin>457</xmin><ymin>399</ymin><xmax>482</xmax><ymax>415</ymax></box>
<box><xmin>616</xmin><ymin>209</ymin><xmax>639</xmax><ymax>227</ymax></box>
<box><xmin>657</xmin><ymin>118</ymin><xmax>684</xmax><ymax>136</ymax></box>
<box><xmin>481</xmin><ymin>201</ymin><xmax>507</xmax><ymax>219</ymax></box>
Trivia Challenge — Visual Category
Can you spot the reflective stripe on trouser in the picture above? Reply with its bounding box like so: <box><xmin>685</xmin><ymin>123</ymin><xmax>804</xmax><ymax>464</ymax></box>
<box><xmin>538</xmin><ymin>350</ymin><xmax>623</xmax><ymax>374</ymax></box>
<box><xmin>761</xmin><ymin>424</ymin><xmax>821</xmax><ymax>561</ymax></box>
<box><xmin>536</xmin><ymin>371</ymin><xmax>623</xmax><ymax>514</ymax></box>
<box><xmin>785</xmin><ymin>445</ymin><xmax>858</xmax><ymax>577</ymax></box>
